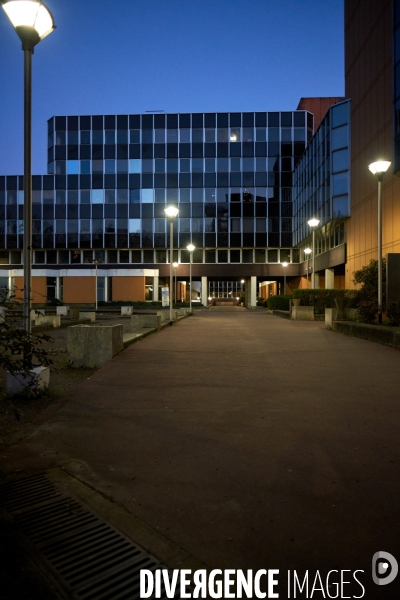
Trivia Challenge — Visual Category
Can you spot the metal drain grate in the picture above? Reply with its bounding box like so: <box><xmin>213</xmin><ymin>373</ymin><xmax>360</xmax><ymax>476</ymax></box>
<box><xmin>0</xmin><ymin>473</ymin><xmax>180</xmax><ymax>600</ymax></box>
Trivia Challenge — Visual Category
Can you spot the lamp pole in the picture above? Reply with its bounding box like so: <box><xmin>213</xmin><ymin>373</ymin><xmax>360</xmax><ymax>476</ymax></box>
<box><xmin>308</xmin><ymin>219</ymin><xmax>320</xmax><ymax>289</ymax></box>
<box><xmin>304</xmin><ymin>247</ymin><xmax>311</xmax><ymax>289</ymax></box>
<box><xmin>368</xmin><ymin>161</ymin><xmax>391</xmax><ymax>324</ymax></box>
<box><xmin>281</xmin><ymin>262</ymin><xmax>288</xmax><ymax>295</ymax></box>
<box><xmin>173</xmin><ymin>262</ymin><xmax>178</xmax><ymax>305</ymax></box>
<box><xmin>187</xmin><ymin>244</ymin><xmax>195</xmax><ymax>314</ymax></box>
<box><xmin>2</xmin><ymin>0</ymin><xmax>56</xmax><ymax>335</ymax></box>
<box><xmin>164</xmin><ymin>206</ymin><xmax>179</xmax><ymax>325</ymax></box>
<box><xmin>94</xmin><ymin>258</ymin><xmax>100</xmax><ymax>310</ymax></box>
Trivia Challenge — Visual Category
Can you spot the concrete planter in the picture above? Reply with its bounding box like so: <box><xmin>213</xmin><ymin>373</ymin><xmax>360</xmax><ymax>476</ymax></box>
<box><xmin>291</xmin><ymin>306</ymin><xmax>314</xmax><ymax>320</ymax></box>
<box><xmin>67</xmin><ymin>324</ymin><xmax>124</xmax><ymax>368</ymax></box>
<box><xmin>121</xmin><ymin>306</ymin><xmax>133</xmax><ymax>316</ymax></box>
<box><xmin>131</xmin><ymin>314</ymin><xmax>161</xmax><ymax>331</ymax></box>
<box><xmin>79</xmin><ymin>311</ymin><xmax>96</xmax><ymax>323</ymax></box>
<box><xmin>56</xmin><ymin>306</ymin><xmax>69</xmax><ymax>316</ymax></box>
<box><xmin>69</xmin><ymin>307</ymin><xmax>80</xmax><ymax>320</ymax></box>
<box><xmin>325</xmin><ymin>307</ymin><xmax>339</xmax><ymax>329</ymax></box>
<box><xmin>6</xmin><ymin>365</ymin><xmax>50</xmax><ymax>397</ymax></box>
<box><xmin>0</xmin><ymin>306</ymin><xmax>7</xmax><ymax>322</ymax></box>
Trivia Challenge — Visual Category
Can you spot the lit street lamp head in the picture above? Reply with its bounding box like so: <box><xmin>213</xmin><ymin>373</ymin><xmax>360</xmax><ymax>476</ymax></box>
<box><xmin>187</xmin><ymin>244</ymin><xmax>195</xmax><ymax>252</ymax></box>
<box><xmin>164</xmin><ymin>206</ymin><xmax>179</xmax><ymax>219</ymax></box>
<box><xmin>173</xmin><ymin>262</ymin><xmax>179</xmax><ymax>268</ymax></box>
<box><xmin>282</xmin><ymin>262</ymin><xmax>288</xmax><ymax>268</ymax></box>
<box><xmin>308</xmin><ymin>218</ymin><xmax>320</xmax><ymax>228</ymax></box>
<box><xmin>368</xmin><ymin>160</ymin><xmax>391</xmax><ymax>181</ymax></box>
<box><xmin>2</xmin><ymin>0</ymin><xmax>56</xmax><ymax>50</ymax></box>
<box><xmin>304</xmin><ymin>247</ymin><xmax>312</xmax><ymax>255</ymax></box>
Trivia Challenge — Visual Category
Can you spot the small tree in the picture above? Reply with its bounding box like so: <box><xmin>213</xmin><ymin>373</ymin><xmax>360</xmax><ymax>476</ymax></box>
<box><xmin>352</xmin><ymin>259</ymin><xmax>386</xmax><ymax>323</ymax></box>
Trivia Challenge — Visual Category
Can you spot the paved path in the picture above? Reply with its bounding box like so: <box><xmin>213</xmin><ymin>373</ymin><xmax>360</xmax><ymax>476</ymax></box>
<box><xmin>2</xmin><ymin>310</ymin><xmax>400</xmax><ymax>596</ymax></box>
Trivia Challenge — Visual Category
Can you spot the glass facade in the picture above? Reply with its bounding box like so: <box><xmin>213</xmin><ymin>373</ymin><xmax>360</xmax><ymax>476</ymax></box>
<box><xmin>292</xmin><ymin>99</ymin><xmax>351</xmax><ymax>248</ymax></box>
<box><xmin>0</xmin><ymin>111</ymin><xmax>313</xmax><ymax>267</ymax></box>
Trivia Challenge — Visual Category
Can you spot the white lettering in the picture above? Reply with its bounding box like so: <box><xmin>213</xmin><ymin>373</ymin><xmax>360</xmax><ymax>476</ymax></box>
<box><xmin>310</xmin><ymin>571</ymin><xmax>325</xmax><ymax>598</ymax></box>
<box><xmin>224</xmin><ymin>569</ymin><xmax>236</xmax><ymax>598</ymax></box>
<box><xmin>237</xmin><ymin>569</ymin><xmax>253</xmax><ymax>598</ymax></box>
<box><xmin>352</xmin><ymin>570</ymin><xmax>365</xmax><ymax>598</ymax></box>
<box><xmin>326</xmin><ymin>570</ymin><xmax>339</xmax><ymax>599</ymax></box>
<box><xmin>254</xmin><ymin>569</ymin><xmax>266</xmax><ymax>599</ymax></box>
<box><xmin>340</xmin><ymin>570</ymin><xmax>351</xmax><ymax>598</ymax></box>
<box><xmin>140</xmin><ymin>570</ymin><xmax>153</xmax><ymax>599</ymax></box>
<box><xmin>294</xmin><ymin>571</ymin><xmax>308</xmax><ymax>598</ymax></box>
<box><xmin>268</xmin><ymin>569</ymin><xmax>279</xmax><ymax>598</ymax></box>
<box><xmin>180</xmin><ymin>569</ymin><xmax>192</xmax><ymax>598</ymax></box>
<box><xmin>163</xmin><ymin>569</ymin><xmax>179</xmax><ymax>599</ymax></box>
<box><xmin>155</xmin><ymin>569</ymin><xmax>161</xmax><ymax>598</ymax></box>
<box><xmin>192</xmin><ymin>569</ymin><xmax>207</xmax><ymax>598</ymax></box>
<box><xmin>208</xmin><ymin>569</ymin><xmax>223</xmax><ymax>598</ymax></box>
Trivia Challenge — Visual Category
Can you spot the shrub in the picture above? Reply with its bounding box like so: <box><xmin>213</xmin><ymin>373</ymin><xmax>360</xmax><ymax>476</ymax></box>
<box><xmin>291</xmin><ymin>289</ymin><xmax>358</xmax><ymax>314</ymax></box>
<box><xmin>267</xmin><ymin>295</ymin><xmax>292</xmax><ymax>311</ymax></box>
<box><xmin>352</xmin><ymin>259</ymin><xmax>386</xmax><ymax>323</ymax></box>
<box><xmin>386</xmin><ymin>298</ymin><xmax>400</xmax><ymax>326</ymax></box>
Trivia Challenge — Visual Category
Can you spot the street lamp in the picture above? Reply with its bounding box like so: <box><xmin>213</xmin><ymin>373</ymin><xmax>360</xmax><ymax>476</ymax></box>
<box><xmin>164</xmin><ymin>206</ymin><xmax>179</xmax><ymax>325</ymax></box>
<box><xmin>187</xmin><ymin>243</ymin><xmax>195</xmax><ymax>314</ymax></box>
<box><xmin>173</xmin><ymin>262</ymin><xmax>179</xmax><ymax>305</ymax></box>
<box><xmin>368</xmin><ymin>160</ymin><xmax>391</xmax><ymax>324</ymax></box>
<box><xmin>304</xmin><ymin>247</ymin><xmax>311</xmax><ymax>289</ymax></box>
<box><xmin>308</xmin><ymin>218</ymin><xmax>320</xmax><ymax>289</ymax></box>
<box><xmin>2</xmin><ymin>0</ymin><xmax>56</xmax><ymax>334</ymax></box>
<box><xmin>281</xmin><ymin>262</ymin><xmax>288</xmax><ymax>295</ymax></box>
<box><xmin>94</xmin><ymin>258</ymin><xmax>100</xmax><ymax>310</ymax></box>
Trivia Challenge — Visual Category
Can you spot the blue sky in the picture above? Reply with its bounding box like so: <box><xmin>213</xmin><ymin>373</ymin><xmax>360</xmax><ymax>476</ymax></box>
<box><xmin>0</xmin><ymin>0</ymin><xmax>344</xmax><ymax>175</ymax></box>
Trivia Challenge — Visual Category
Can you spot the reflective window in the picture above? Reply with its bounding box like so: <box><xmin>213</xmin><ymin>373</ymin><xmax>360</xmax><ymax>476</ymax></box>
<box><xmin>67</xmin><ymin>160</ymin><xmax>79</xmax><ymax>174</ymax></box>
<box><xmin>217</xmin><ymin>129</ymin><xmax>228</xmax><ymax>142</ymax></box>
<box><xmin>142</xmin><ymin>189</ymin><xmax>154</xmax><ymax>203</ymax></box>
<box><xmin>81</xmin><ymin>160</ymin><xmax>91</xmax><ymax>174</ymax></box>
<box><xmin>256</xmin><ymin>128</ymin><xmax>266</xmax><ymax>142</ymax></box>
<box><xmin>242</xmin><ymin>128</ymin><xmax>254</xmax><ymax>142</ymax></box>
<box><xmin>92</xmin><ymin>131</ymin><xmax>103</xmax><ymax>144</ymax></box>
<box><xmin>230</xmin><ymin>128</ymin><xmax>241</xmax><ymax>142</ymax></box>
<box><xmin>192</xmin><ymin>129</ymin><xmax>203</xmax><ymax>143</ymax></box>
<box><xmin>332</xmin><ymin>149</ymin><xmax>348</xmax><ymax>173</ymax></box>
<box><xmin>155</xmin><ymin>159</ymin><xmax>166</xmax><ymax>172</ymax></box>
<box><xmin>155</xmin><ymin>129</ymin><xmax>165</xmax><ymax>143</ymax></box>
<box><xmin>333</xmin><ymin>172</ymin><xmax>348</xmax><ymax>195</ymax></box>
<box><xmin>92</xmin><ymin>190</ymin><xmax>104</xmax><ymax>204</ymax></box>
<box><xmin>129</xmin><ymin>159</ymin><xmax>141</xmax><ymax>173</ymax></box>
<box><xmin>81</xmin><ymin>131</ymin><xmax>90</xmax><ymax>144</ymax></box>
<box><xmin>167</xmin><ymin>129</ymin><xmax>178</xmax><ymax>143</ymax></box>
<box><xmin>332</xmin><ymin>125</ymin><xmax>347</xmax><ymax>149</ymax></box>
<box><xmin>104</xmin><ymin>160</ymin><xmax>115</xmax><ymax>173</ymax></box>
<box><xmin>129</xmin><ymin>219</ymin><xmax>141</xmax><ymax>233</ymax></box>
<box><xmin>192</xmin><ymin>159</ymin><xmax>203</xmax><ymax>173</ymax></box>
<box><xmin>180</xmin><ymin>129</ymin><xmax>190</xmax><ymax>143</ymax></box>
<box><xmin>205</xmin><ymin>129</ymin><xmax>215</xmax><ymax>142</ymax></box>
<box><xmin>130</xmin><ymin>129</ymin><xmax>140</xmax><ymax>143</ymax></box>
<box><xmin>105</xmin><ymin>130</ymin><xmax>115</xmax><ymax>144</ymax></box>
<box><xmin>205</xmin><ymin>158</ymin><xmax>215</xmax><ymax>172</ymax></box>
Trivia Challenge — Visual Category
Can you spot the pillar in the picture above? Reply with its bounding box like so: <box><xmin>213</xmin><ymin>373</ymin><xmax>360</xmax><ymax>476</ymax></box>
<box><xmin>325</xmin><ymin>268</ymin><xmax>334</xmax><ymax>289</ymax></box>
<box><xmin>153</xmin><ymin>275</ymin><xmax>159</xmax><ymax>301</ymax></box>
<box><xmin>249</xmin><ymin>276</ymin><xmax>257</xmax><ymax>307</ymax></box>
<box><xmin>201</xmin><ymin>276</ymin><xmax>208</xmax><ymax>306</ymax></box>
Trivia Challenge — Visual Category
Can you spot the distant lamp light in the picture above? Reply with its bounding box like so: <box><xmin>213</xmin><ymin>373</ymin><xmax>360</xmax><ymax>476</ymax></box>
<box><xmin>173</xmin><ymin>261</ymin><xmax>179</xmax><ymax>268</ymax></box>
<box><xmin>307</xmin><ymin>218</ymin><xmax>320</xmax><ymax>228</ymax></box>
<box><xmin>187</xmin><ymin>244</ymin><xmax>195</xmax><ymax>252</ymax></box>
<box><xmin>230</xmin><ymin>134</ymin><xmax>237</xmax><ymax>141</ymax></box>
<box><xmin>186</xmin><ymin>244</ymin><xmax>195</xmax><ymax>314</ymax></box>
<box><xmin>164</xmin><ymin>206</ymin><xmax>179</xmax><ymax>218</ymax></box>
<box><xmin>308</xmin><ymin>219</ymin><xmax>320</xmax><ymax>289</ymax></box>
<box><xmin>304</xmin><ymin>247</ymin><xmax>312</xmax><ymax>289</ymax></box>
<box><xmin>304</xmin><ymin>248</ymin><xmax>312</xmax><ymax>255</ymax></box>
<box><xmin>369</xmin><ymin>160</ymin><xmax>391</xmax><ymax>323</ymax></box>
<box><xmin>164</xmin><ymin>205</ymin><xmax>179</xmax><ymax>324</ymax></box>
<box><xmin>281</xmin><ymin>261</ymin><xmax>288</xmax><ymax>268</ymax></box>
<box><xmin>368</xmin><ymin>161</ymin><xmax>391</xmax><ymax>176</ymax></box>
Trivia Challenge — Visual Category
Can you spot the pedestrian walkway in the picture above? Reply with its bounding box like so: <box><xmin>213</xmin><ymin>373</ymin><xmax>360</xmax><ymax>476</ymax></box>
<box><xmin>2</xmin><ymin>310</ymin><xmax>399</xmax><ymax>597</ymax></box>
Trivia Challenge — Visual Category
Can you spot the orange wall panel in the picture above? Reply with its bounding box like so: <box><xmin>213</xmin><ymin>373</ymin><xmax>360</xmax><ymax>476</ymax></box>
<box><xmin>63</xmin><ymin>277</ymin><xmax>95</xmax><ymax>304</ymax></box>
<box><xmin>112</xmin><ymin>277</ymin><xmax>145</xmax><ymax>302</ymax></box>
<box><xmin>14</xmin><ymin>276</ymin><xmax>47</xmax><ymax>304</ymax></box>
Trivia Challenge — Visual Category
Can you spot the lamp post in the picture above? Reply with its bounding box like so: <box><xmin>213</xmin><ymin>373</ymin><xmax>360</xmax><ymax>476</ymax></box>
<box><xmin>304</xmin><ymin>247</ymin><xmax>311</xmax><ymax>289</ymax></box>
<box><xmin>187</xmin><ymin>244</ymin><xmax>195</xmax><ymax>314</ymax></box>
<box><xmin>308</xmin><ymin>218</ymin><xmax>320</xmax><ymax>289</ymax></box>
<box><xmin>94</xmin><ymin>258</ymin><xmax>100</xmax><ymax>310</ymax></box>
<box><xmin>281</xmin><ymin>262</ymin><xmax>288</xmax><ymax>295</ymax></box>
<box><xmin>164</xmin><ymin>206</ymin><xmax>179</xmax><ymax>325</ymax></box>
<box><xmin>173</xmin><ymin>262</ymin><xmax>179</xmax><ymax>305</ymax></box>
<box><xmin>2</xmin><ymin>0</ymin><xmax>55</xmax><ymax>334</ymax></box>
<box><xmin>368</xmin><ymin>160</ymin><xmax>391</xmax><ymax>324</ymax></box>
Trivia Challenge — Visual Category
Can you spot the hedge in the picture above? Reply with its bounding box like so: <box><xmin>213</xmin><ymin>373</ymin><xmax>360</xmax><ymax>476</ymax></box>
<box><xmin>266</xmin><ymin>295</ymin><xmax>292</xmax><ymax>311</ymax></box>
<box><xmin>291</xmin><ymin>289</ymin><xmax>358</xmax><ymax>314</ymax></box>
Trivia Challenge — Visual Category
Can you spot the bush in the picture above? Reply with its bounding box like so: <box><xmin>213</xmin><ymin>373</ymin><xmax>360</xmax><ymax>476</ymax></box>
<box><xmin>266</xmin><ymin>295</ymin><xmax>292</xmax><ymax>311</ymax></box>
<box><xmin>352</xmin><ymin>259</ymin><xmax>386</xmax><ymax>323</ymax></box>
<box><xmin>291</xmin><ymin>289</ymin><xmax>358</xmax><ymax>314</ymax></box>
<box><xmin>386</xmin><ymin>298</ymin><xmax>400</xmax><ymax>326</ymax></box>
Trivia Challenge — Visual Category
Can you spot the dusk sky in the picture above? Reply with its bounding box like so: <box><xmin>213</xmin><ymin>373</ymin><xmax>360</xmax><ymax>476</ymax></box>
<box><xmin>0</xmin><ymin>0</ymin><xmax>344</xmax><ymax>175</ymax></box>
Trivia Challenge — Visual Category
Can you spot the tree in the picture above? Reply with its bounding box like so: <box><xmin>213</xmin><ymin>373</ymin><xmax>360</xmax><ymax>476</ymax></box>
<box><xmin>352</xmin><ymin>259</ymin><xmax>386</xmax><ymax>323</ymax></box>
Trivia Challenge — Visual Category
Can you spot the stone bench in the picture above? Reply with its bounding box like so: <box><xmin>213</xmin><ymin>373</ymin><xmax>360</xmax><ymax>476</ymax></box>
<box><xmin>67</xmin><ymin>324</ymin><xmax>124</xmax><ymax>368</ymax></box>
<box><xmin>121</xmin><ymin>306</ymin><xmax>133</xmax><ymax>316</ymax></box>
<box><xmin>79</xmin><ymin>311</ymin><xmax>96</xmax><ymax>323</ymax></box>
<box><xmin>291</xmin><ymin>306</ymin><xmax>315</xmax><ymax>320</ymax></box>
<box><xmin>56</xmin><ymin>306</ymin><xmax>69</xmax><ymax>316</ymax></box>
<box><xmin>32</xmin><ymin>314</ymin><xmax>61</xmax><ymax>328</ymax></box>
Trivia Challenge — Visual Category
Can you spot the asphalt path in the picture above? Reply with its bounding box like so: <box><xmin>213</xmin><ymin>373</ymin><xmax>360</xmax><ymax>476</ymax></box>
<box><xmin>2</xmin><ymin>309</ymin><xmax>400</xmax><ymax>598</ymax></box>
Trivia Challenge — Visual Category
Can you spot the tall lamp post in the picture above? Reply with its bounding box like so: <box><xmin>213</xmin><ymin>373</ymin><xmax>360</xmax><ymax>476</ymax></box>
<box><xmin>368</xmin><ymin>160</ymin><xmax>391</xmax><ymax>324</ymax></box>
<box><xmin>164</xmin><ymin>206</ymin><xmax>179</xmax><ymax>325</ymax></box>
<box><xmin>187</xmin><ymin>244</ymin><xmax>195</xmax><ymax>314</ymax></box>
<box><xmin>94</xmin><ymin>258</ymin><xmax>100</xmax><ymax>310</ymax></box>
<box><xmin>2</xmin><ymin>0</ymin><xmax>56</xmax><ymax>334</ymax></box>
<box><xmin>307</xmin><ymin>218</ymin><xmax>320</xmax><ymax>289</ymax></box>
<box><xmin>173</xmin><ymin>262</ymin><xmax>179</xmax><ymax>305</ymax></box>
<box><xmin>281</xmin><ymin>262</ymin><xmax>288</xmax><ymax>295</ymax></box>
<box><xmin>304</xmin><ymin>247</ymin><xmax>311</xmax><ymax>289</ymax></box>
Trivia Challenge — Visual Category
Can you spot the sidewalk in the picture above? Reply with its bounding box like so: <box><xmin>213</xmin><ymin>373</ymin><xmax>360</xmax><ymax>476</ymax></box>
<box><xmin>1</xmin><ymin>310</ymin><xmax>399</xmax><ymax>595</ymax></box>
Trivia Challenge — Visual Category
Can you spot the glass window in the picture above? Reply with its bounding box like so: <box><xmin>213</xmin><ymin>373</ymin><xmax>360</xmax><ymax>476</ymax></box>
<box><xmin>117</xmin><ymin>130</ymin><xmax>128</xmax><ymax>144</ymax></box>
<box><xmin>104</xmin><ymin>160</ymin><xmax>115</xmax><ymax>173</ymax></box>
<box><xmin>192</xmin><ymin>158</ymin><xmax>203</xmax><ymax>172</ymax></box>
<box><xmin>231</xmin><ymin>218</ymin><xmax>241</xmax><ymax>232</ymax></box>
<box><xmin>154</xmin><ymin>219</ymin><xmax>165</xmax><ymax>233</ymax></box>
<box><xmin>92</xmin><ymin>190</ymin><xmax>104</xmax><ymax>204</ymax></box>
<box><xmin>205</xmin><ymin>158</ymin><xmax>215</xmax><ymax>172</ymax></box>
<box><xmin>217</xmin><ymin>129</ymin><xmax>228</xmax><ymax>142</ymax></box>
<box><xmin>180</xmin><ymin>129</ymin><xmax>190</xmax><ymax>143</ymax></box>
<box><xmin>56</xmin><ymin>190</ymin><xmax>66</xmax><ymax>204</ymax></box>
<box><xmin>243</xmin><ymin>158</ymin><xmax>254</xmax><ymax>171</ymax></box>
<box><xmin>179</xmin><ymin>218</ymin><xmax>190</xmax><ymax>232</ymax></box>
<box><xmin>256</xmin><ymin>128</ymin><xmax>266</xmax><ymax>142</ymax></box>
<box><xmin>155</xmin><ymin>129</ymin><xmax>165</xmax><ymax>143</ymax></box>
<box><xmin>332</xmin><ymin>125</ymin><xmax>348</xmax><ymax>149</ymax></box>
<box><xmin>230</xmin><ymin>128</ymin><xmax>241</xmax><ymax>142</ymax></box>
<box><xmin>205</xmin><ymin>129</ymin><xmax>215</xmax><ymax>142</ymax></box>
<box><xmin>180</xmin><ymin>189</ymin><xmax>190</xmax><ymax>202</ymax></box>
<box><xmin>332</xmin><ymin>149</ymin><xmax>348</xmax><ymax>173</ymax></box>
<box><xmin>333</xmin><ymin>172</ymin><xmax>348</xmax><ymax>195</ymax></box>
<box><xmin>281</xmin><ymin>128</ymin><xmax>292</xmax><ymax>142</ymax></box>
<box><xmin>217</xmin><ymin>158</ymin><xmax>229</xmax><ymax>171</ymax></box>
<box><xmin>130</xmin><ymin>189</ymin><xmax>140</xmax><ymax>203</ymax></box>
<box><xmin>105</xmin><ymin>190</ymin><xmax>115</xmax><ymax>204</ymax></box>
<box><xmin>155</xmin><ymin>159</ymin><xmax>166</xmax><ymax>172</ymax></box>
<box><xmin>205</xmin><ymin>189</ymin><xmax>216</xmax><ymax>202</ymax></box>
<box><xmin>129</xmin><ymin>219</ymin><xmax>141</xmax><ymax>233</ymax></box>
<box><xmin>331</xmin><ymin>102</ymin><xmax>348</xmax><ymax>128</ymax></box>
<box><xmin>105</xmin><ymin>130</ymin><xmax>115</xmax><ymax>144</ymax></box>
<box><xmin>80</xmin><ymin>131</ymin><xmax>90</xmax><ymax>144</ymax></box>
<box><xmin>167</xmin><ymin>129</ymin><xmax>178</xmax><ymax>143</ymax></box>
<box><xmin>129</xmin><ymin>159</ymin><xmax>141</xmax><ymax>173</ymax></box>
<box><xmin>142</xmin><ymin>130</ymin><xmax>153</xmax><ymax>143</ymax></box>
<box><xmin>255</xmin><ymin>157</ymin><xmax>266</xmax><ymax>172</ymax></box>
<box><xmin>92</xmin><ymin>131</ymin><xmax>103</xmax><ymax>144</ymax></box>
<box><xmin>242</xmin><ymin>128</ymin><xmax>254</xmax><ymax>142</ymax></box>
<box><xmin>130</xmin><ymin>129</ymin><xmax>140</xmax><ymax>143</ymax></box>
<box><xmin>192</xmin><ymin>129</ymin><xmax>203</xmax><ymax>143</ymax></box>
<box><xmin>293</xmin><ymin>129</ymin><xmax>305</xmax><ymax>142</ymax></box>
<box><xmin>332</xmin><ymin>195</ymin><xmax>349</xmax><ymax>218</ymax></box>
<box><xmin>81</xmin><ymin>190</ymin><xmax>91</xmax><ymax>204</ymax></box>
<box><xmin>242</xmin><ymin>249</ymin><xmax>253</xmax><ymax>262</ymax></box>
<box><xmin>192</xmin><ymin>189</ymin><xmax>203</xmax><ymax>202</ymax></box>
<box><xmin>255</xmin><ymin>249</ymin><xmax>265</xmax><ymax>263</ymax></box>
<box><xmin>230</xmin><ymin>158</ymin><xmax>240</xmax><ymax>171</ymax></box>
<box><xmin>268</xmin><ymin>129</ymin><xmax>279</xmax><ymax>142</ymax></box>
<box><xmin>56</xmin><ymin>131</ymin><xmax>66</xmax><ymax>145</ymax></box>
<box><xmin>268</xmin><ymin>249</ymin><xmax>278</xmax><ymax>262</ymax></box>
<box><xmin>81</xmin><ymin>160</ymin><xmax>91</xmax><ymax>174</ymax></box>
<box><xmin>67</xmin><ymin>160</ymin><xmax>79</xmax><ymax>174</ymax></box>
<box><xmin>167</xmin><ymin>158</ymin><xmax>178</xmax><ymax>172</ymax></box>
<box><xmin>80</xmin><ymin>220</ymin><xmax>91</xmax><ymax>233</ymax></box>
<box><xmin>142</xmin><ymin>159</ymin><xmax>153</xmax><ymax>173</ymax></box>
<box><xmin>117</xmin><ymin>190</ymin><xmax>128</xmax><ymax>203</ymax></box>
<box><xmin>92</xmin><ymin>160</ymin><xmax>103</xmax><ymax>174</ymax></box>
<box><xmin>142</xmin><ymin>189</ymin><xmax>154</xmax><ymax>203</ymax></box>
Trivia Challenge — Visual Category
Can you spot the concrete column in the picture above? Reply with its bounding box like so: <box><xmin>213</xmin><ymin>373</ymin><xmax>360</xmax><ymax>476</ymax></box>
<box><xmin>153</xmin><ymin>276</ymin><xmax>159</xmax><ymax>302</ymax></box>
<box><xmin>201</xmin><ymin>276</ymin><xmax>208</xmax><ymax>306</ymax></box>
<box><xmin>314</xmin><ymin>273</ymin><xmax>320</xmax><ymax>289</ymax></box>
<box><xmin>249</xmin><ymin>276</ymin><xmax>257</xmax><ymax>307</ymax></box>
<box><xmin>325</xmin><ymin>268</ymin><xmax>334</xmax><ymax>289</ymax></box>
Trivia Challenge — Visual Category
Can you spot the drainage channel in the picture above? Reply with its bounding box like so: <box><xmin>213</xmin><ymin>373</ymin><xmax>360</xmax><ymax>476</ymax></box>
<box><xmin>0</xmin><ymin>472</ymin><xmax>180</xmax><ymax>600</ymax></box>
